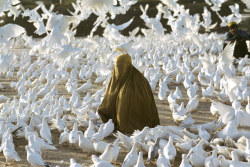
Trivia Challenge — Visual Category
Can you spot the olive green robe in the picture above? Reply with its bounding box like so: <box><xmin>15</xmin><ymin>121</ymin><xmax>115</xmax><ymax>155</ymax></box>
<box><xmin>98</xmin><ymin>54</ymin><xmax>160</xmax><ymax>133</ymax></box>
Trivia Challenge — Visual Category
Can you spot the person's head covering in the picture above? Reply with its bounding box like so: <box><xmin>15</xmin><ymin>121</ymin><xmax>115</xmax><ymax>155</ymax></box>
<box><xmin>98</xmin><ymin>53</ymin><xmax>160</xmax><ymax>133</ymax></box>
<box><xmin>115</xmin><ymin>53</ymin><xmax>132</xmax><ymax>65</ymax></box>
<box><xmin>228</xmin><ymin>22</ymin><xmax>237</xmax><ymax>28</ymax></box>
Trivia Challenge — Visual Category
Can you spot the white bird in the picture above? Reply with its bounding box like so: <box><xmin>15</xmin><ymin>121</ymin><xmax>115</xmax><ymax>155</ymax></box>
<box><xmin>69</xmin><ymin>122</ymin><xmax>79</xmax><ymax>144</ymax></box>
<box><xmin>156</xmin><ymin>149</ymin><xmax>171</xmax><ymax>167</ymax></box>
<box><xmin>111</xmin><ymin>138</ymin><xmax>121</xmax><ymax>162</ymax></box>
<box><xmin>40</xmin><ymin>117</ymin><xmax>53</xmax><ymax>144</ymax></box>
<box><xmin>2</xmin><ymin>134</ymin><xmax>21</xmax><ymax>162</ymax></box>
<box><xmin>77</xmin><ymin>131</ymin><xmax>95</xmax><ymax>152</ymax></box>
<box><xmin>241</xmin><ymin>0</ymin><xmax>250</xmax><ymax>12</ymax></box>
<box><xmin>26</xmin><ymin>145</ymin><xmax>48</xmax><ymax>167</ymax></box>
<box><xmin>99</xmin><ymin>144</ymin><xmax>114</xmax><ymax>163</ymax></box>
<box><xmin>70</xmin><ymin>158</ymin><xmax>82</xmax><ymax>167</ymax></box>
<box><xmin>115</xmin><ymin>131</ymin><xmax>133</xmax><ymax>151</ymax></box>
<box><xmin>186</xmin><ymin>95</ymin><xmax>199</xmax><ymax>113</ymax></box>
<box><xmin>173</xmin><ymin>87</ymin><xmax>182</xmax><ymax>100</ymax></box>
<box><xmin>198</xmin><ymin>125</ymin><xmax>211</xmax><ymax>141</ymax></box>
<box><xmin>217</xmin><ymin>120</ymin><xmax>240</xmax><ymax>140</ymax></box>
<box><xmin>179</xmin><ymin>154</ymin><xmax>192</xmax><ymax>167</ymax></box>
<box><xmin>158</xmin><ymin>79</ymin><xmax>168</xmax><ymax>100</ymax></box>
<box><xmin>91</xmin><ymin>155</ymin><xmax>114</xmax><ymax>167</ymax></box>
<box><xmin>33</xmin><ymin>132</ymin><xmax>56</xmax><ymax>151</ymax></box>
<box><xmin>59</xmin><ymin>127</ymin><xmax>69</xmax><ymax>144</ymax></box>
<box><xmin>84</xmin><ymin>119</ymin><xmax>97</xmax><ymax>139</ymax></box>
<box><xmin>134</xmin><ymin>151</ymin><xmax>146</xmax><ymax>167</ymax></box>
<box><xmin>103</xmin><ymin>119</ymin><xmax>114</xmax><ymax>137</ymax></box>
<box><xmin>204</xmin><ymin>150</ymin><xmax>220</xmax><ymax>167</ymax></box>
<box><xmin>122</xmin><ymin>142</ymin><xmax>138</xmax><ymax>167</ymax></box>
<box><xmin>92</xmin><ymin>124</ymin><xmax>105</xmax><ymax>141</ymax></box>
<box><xmin>167</xmin><ymin>91</ymin><xmax>176</xmax><ymax>104</ymax></box>
<box><xmin>131</xmin><ymin>126</ymin><xmax>149</xmax><ymax>142</ymax></box>
<box><xmin>218</xmin><ymin>155</ymin><xmax>232</xmax><ymax>167</ymax></box>
<box><xmin>92</xmin><ymin>139</ymin><xmax>109</xmax><ymax>154</ymax></box>
<box><xmin>81</xmin><ymin>0</ymin><xmax>113</xmax><ymax>14</ymax></box>
<box><xmin>163</xmin><ymin>136</ymin><xmax>176</xmax><ymax>164</ymax></box>
<box><xmin>77</xmin><ymin>79</ymin><xmax>92</xmax><ymax>92</ymax></box>
<box><xmin>180</xmin><ymin>113</ymin><xmax>195</xmax><ymax>128</ymax></box>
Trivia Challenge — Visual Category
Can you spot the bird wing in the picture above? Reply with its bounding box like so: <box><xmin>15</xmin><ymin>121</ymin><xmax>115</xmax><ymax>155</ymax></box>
<box><xmin>241</xmin><ymin>0</ymin><xmax>250</xmax><ymax>8</ymax></box>
<box><xmin>113</xmin><ymin>17</ymin><xmax>134</xmax><ymax>31</ymax></box>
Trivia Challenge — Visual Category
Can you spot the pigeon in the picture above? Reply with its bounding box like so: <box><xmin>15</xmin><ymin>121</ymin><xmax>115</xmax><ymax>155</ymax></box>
<box><xmin>77</xmin><ymin>79</ymin><xmax>92</xmax><ymax>92</ymax></box>
<box><xmin>91</xmin><ymin>155</ymin><xmax>114</xmax><ymax>167</ymax></box>
<box><xmin>92</xmin><ymin>139</ymin><xmax>109</xmax><ymax>154</ymax></box>
<box><xmin>131</xmin><ymin>126</ymin><xmax>149</xmax><ymax>142</ymax></box>
<box><xmin>186</xmin><ymin>95</ymin><xmax>199</xmax><ymax>112</ymax></box>
<box><xmin>156</xmin><ymin>149</ymin><xmax>171</xmax><ymax>167</ymax></box>
<box><xmin>26</xmin><ymin>145</ymin><xmax>48</xmax><ymax>167</ymax></box>
<box><xmin>122</xmin><ymin>142</ymin><xmax>138</xmax><ymax>167</ymax></box>
<box><xmin>204</xmin><ymin>150</ymin><xmax>220</xmax><ymax>167</ymax></box>
<box><xmin>197</xmin><ymin>125</ymin><xmax>211</xmax><ymax>141</ymax></box>
<box><xmin>179</xmin><ymin>154</ymin><xmax>192</xmax><ymax>167</ymax></box>
<box><xmin>92</xmin><ymin>124</ymin><xmax>105</xmax><ymax>141</ymax></box>
<box><xmin>33</xmin><ymin>132</ymin><xmax>56</xmax><ymax>151</ymax></box>
<box><xmin>111</xmin><ymin>138</ymin><xmax>121</xmax><ymax>162</ymax></box>
<box><xmin>147</xmin><ymin>138</ymin><xmax>160</xmax><ymax>162</ymax></box>
<box><xmin>84</xmin><ymin>119</ymin><xmax>97</xmax><ymax>139</ymax></box>
<box><xmin>40</xmin><ymin>117</ymin><xmax>53</xmax><ymax>144</ymax></box>
<box><xmin>114</xmin><ymin>131</ymin><xmax>133</xmax><ymax>151</ymax></box>
<box><xmin>99</xmin><ymin>144</ymin><xmax>114</xmax><ymax>163</ymax></box>
<box><xmin>134</xmin><ymin>151</ymin><xmax>146</xmax><ymax>167</ymax></box>
<box><xmin>103</xmin><ymin>119</ymin><xmax>114</xmax><ymax>137</ymax></box>
<box><xmin>163</xmin><ymin>136</ymin><xmax>176</xmax><ymax>164</ymax></box>
<box><xmin>69</xmin><ymin>122</ymin><xmax>78</xmax><ymax>144</ymax></box>
<box><xmin>2</xmin><ymin>134</ymin><xmax>21</xmax><ymax>162</ymax></box>
<box><xmin>70</xmin><ymin>158</ymin><xmax>82</xmax><ymax>167</ymax></box>
<box><xmin>59</xmin><ymin>127</ymin><xmax>69</xmax><ymax>144</ymax></box>
<box><xmin>77</xmin><ymin>131</ymin><xmax>95</xmax><ymax>152</ymax></box>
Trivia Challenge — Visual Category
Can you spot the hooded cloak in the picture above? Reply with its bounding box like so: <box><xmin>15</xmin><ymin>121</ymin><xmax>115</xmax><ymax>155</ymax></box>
<box><xmin>98</xmin><ymin>53</ymin><xmax>160</xmax><ymax>133</ymax></box>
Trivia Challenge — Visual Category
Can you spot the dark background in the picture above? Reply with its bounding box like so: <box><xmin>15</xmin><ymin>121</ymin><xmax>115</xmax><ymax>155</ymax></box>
<box><xmin>1</xmin><ymin>0</ymin><xmax>250</xmax><ymax>37</ymax></box>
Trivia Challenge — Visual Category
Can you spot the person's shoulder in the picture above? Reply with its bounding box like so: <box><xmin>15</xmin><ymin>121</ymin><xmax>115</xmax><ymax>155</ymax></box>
<box><xmin>238</xmin><ymin>29</ymin><xmax>248</xmax><ymax>34</ymax></box>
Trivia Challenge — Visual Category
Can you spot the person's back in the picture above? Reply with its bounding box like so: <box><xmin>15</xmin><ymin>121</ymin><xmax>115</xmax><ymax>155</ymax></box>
<box><xmin>225</xmin><ymin>22</ymin><xmax>250</xmax><ymax>59</ymax></box>
<box><xmin>98</xmin><ymin>53</ymin><xmax>160</xmax><ymax>133</ymax></box>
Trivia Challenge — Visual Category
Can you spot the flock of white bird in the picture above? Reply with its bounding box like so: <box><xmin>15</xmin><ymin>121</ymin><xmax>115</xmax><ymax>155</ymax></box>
<box><xmin>0</xmin><ymin>0</ymin><xmax>250</xmax><ymax>166</ymax></box>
